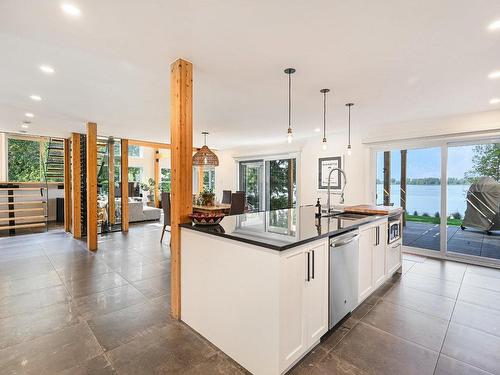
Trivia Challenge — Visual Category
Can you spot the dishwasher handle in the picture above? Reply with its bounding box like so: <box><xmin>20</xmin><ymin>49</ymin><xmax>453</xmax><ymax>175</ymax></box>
<box><xmin>330</xmin><ymin>234</ymin><xmax>360</xmax><ymax>247</ymax></box>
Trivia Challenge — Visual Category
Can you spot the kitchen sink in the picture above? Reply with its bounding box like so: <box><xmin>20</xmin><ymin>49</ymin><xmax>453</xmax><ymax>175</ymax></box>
<box><xmin>333</xmin><ymin>212</ymin><xmax>371</xmax><ymax>220</ymax></box>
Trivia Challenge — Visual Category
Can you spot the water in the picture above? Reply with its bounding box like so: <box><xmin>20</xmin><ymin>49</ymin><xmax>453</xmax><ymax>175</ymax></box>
<box><xmin>376</xmin><ymin>184</ymin><xmax>470</xmax><ymax>217</ymax></box>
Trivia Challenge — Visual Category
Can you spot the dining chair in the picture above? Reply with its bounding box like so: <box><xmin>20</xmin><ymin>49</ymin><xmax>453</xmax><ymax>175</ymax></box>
<box><xmin>229</xmin><ymin>192</ymin><xmax>246</xmax><ymax>215</ymax></box>
<box><xmin>221</xmin><ymin>190</ymin><xmax>232</xmax><ymax>204</ymax></box>
<box><xmin>160</xmin><ymin>192</ymin><xmax>171</xmax><ymax>244</ymax></box>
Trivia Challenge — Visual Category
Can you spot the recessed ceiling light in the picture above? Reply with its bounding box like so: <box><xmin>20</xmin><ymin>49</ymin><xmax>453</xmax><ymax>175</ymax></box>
<box><xmin>61</xmin><ymin>3</ymin><xmax>81</xmax><ymax>17</ymax></box>
<box><xmin>488</xmin><ymin>71</ymin><xmax>500</xmax><ymax>79</ymax></box>
<box><xmin>490</xmin><ymin>98</ymin><xmax>500</xmax><ymax>104</ymax></box>
<box><xmin>25</xmin><ymin>112</ymin><xmax>34</xmax><ymax>118</ymax></box>
<box><xmin>30</xmin><ymin>95</ymin><xmax>42</xmax><ymax>101</ymax></box>
<box><xmin>314</xmin><ymin>128</ymin><xmax>320</xmax><ymax>132</ymax></box>
<box><xmin>488</xmin><ymin>19</ymin><xmax>500</xmax><ymax>31</ymax></box>
<box><xmin>21</xmin><ymin>124</ymin><xmax>29</xmax><ymax>129</ymax></box>
<box><xmin>39</xmin><ymin>65</ymin><xmax>55</xmax><ymax>74</ymax></box>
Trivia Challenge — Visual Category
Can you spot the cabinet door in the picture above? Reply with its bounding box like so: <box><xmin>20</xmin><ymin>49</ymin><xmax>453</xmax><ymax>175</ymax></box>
<box><xmin>358</xmin><ymin>227</ymin><xmax>374</xmax><ymax>303</ymax></box>
<box><xmin>305</xmin><ymin>242</ymin><xmax>329</xmax><ymax>347</ymax></box>
<box><xmin>279</xmin><ymin>249</ymin><xmax>307</xmax><ymax>371</ymax></box>
<box><xmin>373</xmin><ymin>223</ymin><xmax>387</xmax><ymax>288</ymax></box>
<box><xmin>386</xmin><ymin>241</ymin><xmax>402</xmax><ymax>275</ymax></box>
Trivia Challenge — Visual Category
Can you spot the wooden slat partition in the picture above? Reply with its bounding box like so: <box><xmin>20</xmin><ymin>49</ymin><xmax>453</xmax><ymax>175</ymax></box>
<box><xmin>170</xmin><ymin>58</ymin><xmax>193</xmax><ymax>320</ymax></box>
<box><xmin>64</xmin><ymin>138</ymin><xmax>72</xmax><ymax>232</ymax></box>
<box><xmin>71</xmin><ymin>133</ymin><xmax>82</xmax><ymax>238</ymax></box>
<box><xmin>121</xmin><ymin>139</ymin><xmax>129</xmax><ymax>232</ymax></box>
<box><xmin>0</xmin><ymin>223</ymin><xmax>45</xmax><ymax>231</ymax></box>
<box><xmin>86</xmin><ymin>123</ymin><xmax>98</xmax><ymax>251</ymax></box>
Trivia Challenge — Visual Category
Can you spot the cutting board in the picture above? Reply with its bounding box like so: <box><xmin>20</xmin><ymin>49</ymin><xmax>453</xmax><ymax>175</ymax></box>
<box><xmin>344</xmin><ymin>204</ymin><xmax>403</xmax><ymax>215</ymax></box>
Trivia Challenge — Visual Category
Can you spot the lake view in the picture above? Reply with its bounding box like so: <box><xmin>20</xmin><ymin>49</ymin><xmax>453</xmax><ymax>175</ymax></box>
<box><xmin>376</xmin><ymin>184</ymin><xmax>470</xmax><ymax>217</ymax></box>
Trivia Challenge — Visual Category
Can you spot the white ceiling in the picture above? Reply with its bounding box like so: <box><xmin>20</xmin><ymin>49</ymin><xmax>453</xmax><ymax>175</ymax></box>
<box><xmin>0</xmin><ymin>0</ymin><xmax>499</xmax><ymax>149</ymax></box>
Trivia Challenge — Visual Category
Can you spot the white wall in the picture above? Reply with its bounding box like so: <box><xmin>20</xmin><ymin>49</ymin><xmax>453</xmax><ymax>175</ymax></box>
<box><xmin>215</xmin><ymin>109</ymin><xmax>500</xmax><ymax>209</ymax></box>
<box><xmin>0</xmin><ymin>133</ymin><xmax>6</xmax><ymax>181</ymax></box>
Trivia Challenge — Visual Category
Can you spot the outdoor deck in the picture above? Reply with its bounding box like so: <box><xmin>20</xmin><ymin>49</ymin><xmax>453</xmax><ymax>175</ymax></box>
<box><xmin>403</xmin><ymin>221</ymin><xmax>500</xmax><ymax>260</ymax></box>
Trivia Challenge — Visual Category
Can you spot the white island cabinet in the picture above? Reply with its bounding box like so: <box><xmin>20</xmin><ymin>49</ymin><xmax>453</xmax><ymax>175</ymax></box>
<box><xmin>181</xmin><ymin>228</ymin><xmax>329</xmax><ymax>375</ymax></box>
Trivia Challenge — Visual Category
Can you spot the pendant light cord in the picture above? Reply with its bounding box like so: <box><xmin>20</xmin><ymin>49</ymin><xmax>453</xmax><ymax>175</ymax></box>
<box><xmin>323</xmin><ymin>91</ymin><xmax>326</xmax><ymax>139</ymax></box>
<box><xmin>348</xmin><ymin>105</ymin><xmax>351</xmax><ymax>146</ymax></box>
<box><xmin>288</xmin><ymin>73</ymin><xmax>291</xmax><ymax>129</ymax></box>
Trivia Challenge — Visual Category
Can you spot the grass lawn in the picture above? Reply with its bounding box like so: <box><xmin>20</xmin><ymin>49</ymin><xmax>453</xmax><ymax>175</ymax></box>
<box><xmin>405</xmin><ymin>214</ymin><xmax>462</xmax><ymax>226</ymax></box>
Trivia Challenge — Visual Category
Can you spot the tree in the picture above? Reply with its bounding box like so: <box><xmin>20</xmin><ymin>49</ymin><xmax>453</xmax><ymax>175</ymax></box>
<box><xmin>466</xmin><ymin>144</ymin><xmax>500</xmax><ymax>182</ymax></box>
<box><xmin>8</xmin><ymin>138</ymin><xmax>42</xmax><ymax>182</ymax></box>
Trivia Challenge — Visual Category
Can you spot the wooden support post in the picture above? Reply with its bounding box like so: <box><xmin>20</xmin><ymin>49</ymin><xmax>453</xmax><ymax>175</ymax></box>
<box><xmin>121</xmin><ymin>139</ymin><xmax>129</xmax><ymax>232</ymax></box>
<box><xmin>63</xmin><ymin>138</ymin><xmax>72</xmax><ymax>232</ymax></box>
<box><xmin>109</xmin><ymin>139</ymin><xmax>116</xmax><ymax>225</ymax></box>
<box><xmin>71</xmin><ymin>133</ymin><xmax>82</xmax><ymax>238</ymax></box>
<box><xmin>383</xmin><ymin>151</ymin><xmax>391</xmax><ymax>206</ymax></box>
<box><xmin>400</xmin><ymin>150</ymin><xmax>407</xmax><ymax>225</ymax></box>
<box><xmin>86</xmin><ymin>123</ymin><xmax>98</xmax><ymax>251</ymax></box>
<box><xmin>154</xmin><ymin>148</ymin><xmax>160</xmax><ymax>208</ymax></box>
<box><xmin>170</xmin><ymin>58</ymin><xmax>193</xmax><ymax>320</ymax></box>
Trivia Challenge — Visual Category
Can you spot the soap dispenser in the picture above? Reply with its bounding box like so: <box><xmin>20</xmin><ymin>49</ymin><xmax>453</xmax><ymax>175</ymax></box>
<box><xmin>315</xmin><ymin>198</ymin><xmax>321</xmax><ymax>218</ymax></box>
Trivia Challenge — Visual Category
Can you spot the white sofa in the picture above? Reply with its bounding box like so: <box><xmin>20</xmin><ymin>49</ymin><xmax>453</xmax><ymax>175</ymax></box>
<box><xmin>128</xmin><ymin>200</ymin><xmax>161</xmax><ymax>222</ymax></box>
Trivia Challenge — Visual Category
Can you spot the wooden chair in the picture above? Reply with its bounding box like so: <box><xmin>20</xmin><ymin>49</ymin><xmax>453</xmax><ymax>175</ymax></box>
<box><xmin>160</xmin><ymin>192</ymin><xmax>171</xmax><ymax>244</ymax></box>
<box><xmin>221</xmin><ymin>190</ymin><xmax>232</xmax><ymax>204</ymax></box>
<box><xmin>229</xmin><ymin>192</ymin><xmax>246</xmax><ymax>215</ymax></box>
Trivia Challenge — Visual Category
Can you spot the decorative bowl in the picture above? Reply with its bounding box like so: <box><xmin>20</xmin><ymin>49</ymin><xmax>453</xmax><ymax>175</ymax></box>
<box><xmin>189</xmin><ymin>212</ymin><xmax>225</xmax><ymax>226</ymax></box>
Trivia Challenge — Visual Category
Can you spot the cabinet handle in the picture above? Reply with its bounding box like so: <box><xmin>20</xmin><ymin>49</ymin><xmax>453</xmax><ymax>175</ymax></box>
<box><xmin>306</xmin><ymin>251</ymin><xmax>310</xmax><ymax>282</ymax></box>
<box><xmin>312</xmin><ymin>250</ymin><xmax>315</xmax><ymax>280</ymax></box>
<box><xmin>376</xmin><ymin>227</ymin><xmax>380</xmax><ymax>246</ymax></box>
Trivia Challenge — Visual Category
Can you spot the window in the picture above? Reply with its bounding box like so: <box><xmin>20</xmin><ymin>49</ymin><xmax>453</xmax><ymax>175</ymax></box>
<box><xmin>238</xmin><ymin>156</ymin><xmax>297</xmax><ymax>212</ymax></box>
<box><xmin>160</xmin><ymin>168</ymin><xmax>171</xmax><ymax>192</ymax></box>
<box><xmin>203</xmin><ymin>168</ymin><xmax>215</xmax><ymax>192</ymax></box>
<box><xmin>128</xmin><ymin>145</ymin><xmax>141</xmax><ymax>158</ymax></box>
<box><xmin>7</xmin><ymin>137</ymin><xmax>43</xmax><ymax>182</ymax></box>
<box><xmin>128</xmin><ymin>167</ymin><xmax>142</xmax><ymax>182</ymax></box>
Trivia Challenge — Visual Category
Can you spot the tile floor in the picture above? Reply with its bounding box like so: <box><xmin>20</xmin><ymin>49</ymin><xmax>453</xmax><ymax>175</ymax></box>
<box><xmin>1</xmin><ymin>224</ymin><xmax>500</xmax><ymax>374</ymax></box>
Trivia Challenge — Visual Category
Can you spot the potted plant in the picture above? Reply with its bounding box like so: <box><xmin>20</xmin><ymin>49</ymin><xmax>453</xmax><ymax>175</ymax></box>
<box><xmin>140</xmin><ymin>178</ymin><xmax>156</xmax><ymax>203</ymax></box>
<box><xmin>199</xmin><ymin>189</ymin><xmax>215</xmax><ymax>206</ymax></box>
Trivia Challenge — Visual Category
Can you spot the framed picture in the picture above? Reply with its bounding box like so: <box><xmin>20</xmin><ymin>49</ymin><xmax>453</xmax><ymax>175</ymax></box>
<box><xmin>318</xmin><ymin>156</ymin><xmax>342</xmax><ymax>190</ymax></box>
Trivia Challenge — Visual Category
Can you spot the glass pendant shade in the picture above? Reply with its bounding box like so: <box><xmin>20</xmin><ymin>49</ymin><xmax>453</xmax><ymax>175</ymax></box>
<box><xmin>192</xmin><ymin>132</ymin><xmax>219</xmax><ymax>167</ymax></box>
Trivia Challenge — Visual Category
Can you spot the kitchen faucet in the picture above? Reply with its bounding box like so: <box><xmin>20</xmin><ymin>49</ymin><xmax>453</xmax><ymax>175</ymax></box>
<box><xmin>326</xmin><ymin>167</ymin><xmax>347</xmax><ymax>214</ymax></box>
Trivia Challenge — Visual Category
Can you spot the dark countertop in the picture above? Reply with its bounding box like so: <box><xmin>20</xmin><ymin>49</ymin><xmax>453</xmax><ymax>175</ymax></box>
<box><xmin>180</xmin><ymin>206</ymin><xmax>387</xmax><ymax>251</ymax></box>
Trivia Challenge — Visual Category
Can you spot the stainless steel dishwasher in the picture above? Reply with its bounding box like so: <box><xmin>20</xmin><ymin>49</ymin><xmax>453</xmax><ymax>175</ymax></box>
<box><xmin>329</xmin><ymin>230</ymin><xmax>359</xmax><ymax>329</ymax></box>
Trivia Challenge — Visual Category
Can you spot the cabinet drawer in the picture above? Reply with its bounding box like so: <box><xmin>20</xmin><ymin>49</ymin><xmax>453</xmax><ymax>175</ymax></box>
<box><xmin>386</xmin><ymin>242</ymin><xmax>401</xmax><ymax>275</ymax></box>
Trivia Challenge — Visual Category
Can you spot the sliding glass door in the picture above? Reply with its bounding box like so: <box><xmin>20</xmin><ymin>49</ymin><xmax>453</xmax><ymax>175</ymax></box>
<box><xmin>447</xmin><ymin>141</ymin><xmax>500</xmax><ymax>261</ymax></box>
<box><xmin>374</xmin><ymin>138</ymin><xmax>500</xmax><ymax>264</ymax></box>
<box><xmin>239</xmin><ymin>156</ymin><xmax>297</xmax><ymax>212</ymax></box>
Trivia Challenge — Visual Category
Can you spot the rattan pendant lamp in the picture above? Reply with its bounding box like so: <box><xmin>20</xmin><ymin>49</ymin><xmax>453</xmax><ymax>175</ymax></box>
<box><xmin>192</xmin><ymin>132</ymin><xmax>219</xmax><ymax>167</ymax></box>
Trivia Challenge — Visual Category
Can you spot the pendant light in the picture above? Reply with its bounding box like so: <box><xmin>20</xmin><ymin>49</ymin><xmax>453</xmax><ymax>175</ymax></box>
<box><xmin>345</xmin><ymin>103</ymin><xmax>354</xmax><ymax>156</ymax></box>
<box><xmin>320</xmin><ymin>88</ymin><xmax>330</xmax><ymax>150</ymax></box>
<box><xmin>192</xmin><ymin>132</ymin><xmax>219</xmax><ymax>167</ymax></box>
<box><xmin>284</xmin><ymin>68</ymin><xmax>296</xmax><ymax>143</ymax></box>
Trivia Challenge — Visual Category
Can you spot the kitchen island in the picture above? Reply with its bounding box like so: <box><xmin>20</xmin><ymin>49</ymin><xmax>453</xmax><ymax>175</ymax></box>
<box><xmin>180</xmin><ymin>206</ymin><xmax>402</xmax><ymax>375</ymax></box>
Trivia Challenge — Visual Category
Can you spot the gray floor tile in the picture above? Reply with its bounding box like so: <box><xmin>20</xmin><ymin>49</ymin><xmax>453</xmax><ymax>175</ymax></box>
<box><xmin>400</xmin><ymin>272</ymin><xmax>461</xmax><ymax>299</ymax></box>
<box><xmin>131</xmin><ymin>273</ymin><xmax>170</xmax><ymax>299</ymax></box>
<box><xmin>362</xmin><ymin>301</ymin><xmax>448</xmax><ymax>351</ymax></box>
<box><xmin>0</xmin><ymin>322</ymin><xmax>102</xmax><ymax>375</ymax></box>
<box><xmin>467</xmin><ymin>265</ymin><xmax>500</xmax><ymax>279</ymax></box>
<box><xmin>0</xmin><ymin>270</ymin><xmax>62</xmax><ymax>298</ymax></box>
<box><xmin>0</xmin><ymin>285</ymin><xmax>71</xmax><ymax>319</ymax></box>
<box><xmin>56</xmin><ymin>260</ymin><xmax>113</xmax><ymax>282</ymax></box>
<box><xmin>106</xmin><ymin>322</ymin><xmax>216</xmax><ymax>375</ymax></box>
<box><xmin>452</xmin><ymin>301</ymin><xmax>500</xmax><ymax>338</ymax></box>
<box><xmin>0</xmin><ymin>301</ymin><xmax>80</xmax><ymax>350</ymax></box>
<box><xmin>435</xmin><ymin>354</ymin><xmax>493</xmax><ymax>375</ymax></box>
<box><xmin>442</xmin><ymin>323</ymin><xmax>500</xmax><ymax>374</ymax></box>
<box><xmin>64</xmin><ymin>271</ymin><xmax>128</xmax><ymax>298</ymax></box>
<box><xmin>115</xmin><ymin>262</ymin><xmax>168</xmax><ymax>282</ymax></box>
<box><xmin>407</xmin><ymin>259</ymin><xmax>466</xmax><ymax>282</ymax></box>
<box><xmin>332</xmin><ymin>322</ymin><xmax>439</xmax><ymax>375</ymax></box>
<box><xmin>383</xmin><ymin>284</ymin><xmax>456</xmax><ymax>320</ymax></box>
<box><xmin>462</xmin><ymin>272</ymin><xmax>500</xmax><ymax>293</ymax></box>
<box><xmin>72</xmin><ymin>284</ymin><xmax>147</xmax><ymax>320</ymax></box>
<box><xmin>458</xmin><ymin>284</ymin><xmax>500</xmax><ymax>312</ymax></box>
<box><xmin>56</xmin><ymin>354</ymin><xmax>117</xmax><ymax>375</ymax></box>
<box><xmin>88</xmin><ymin>301</ymin><xmax>171</xmax><ymax>351</ymax></box>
